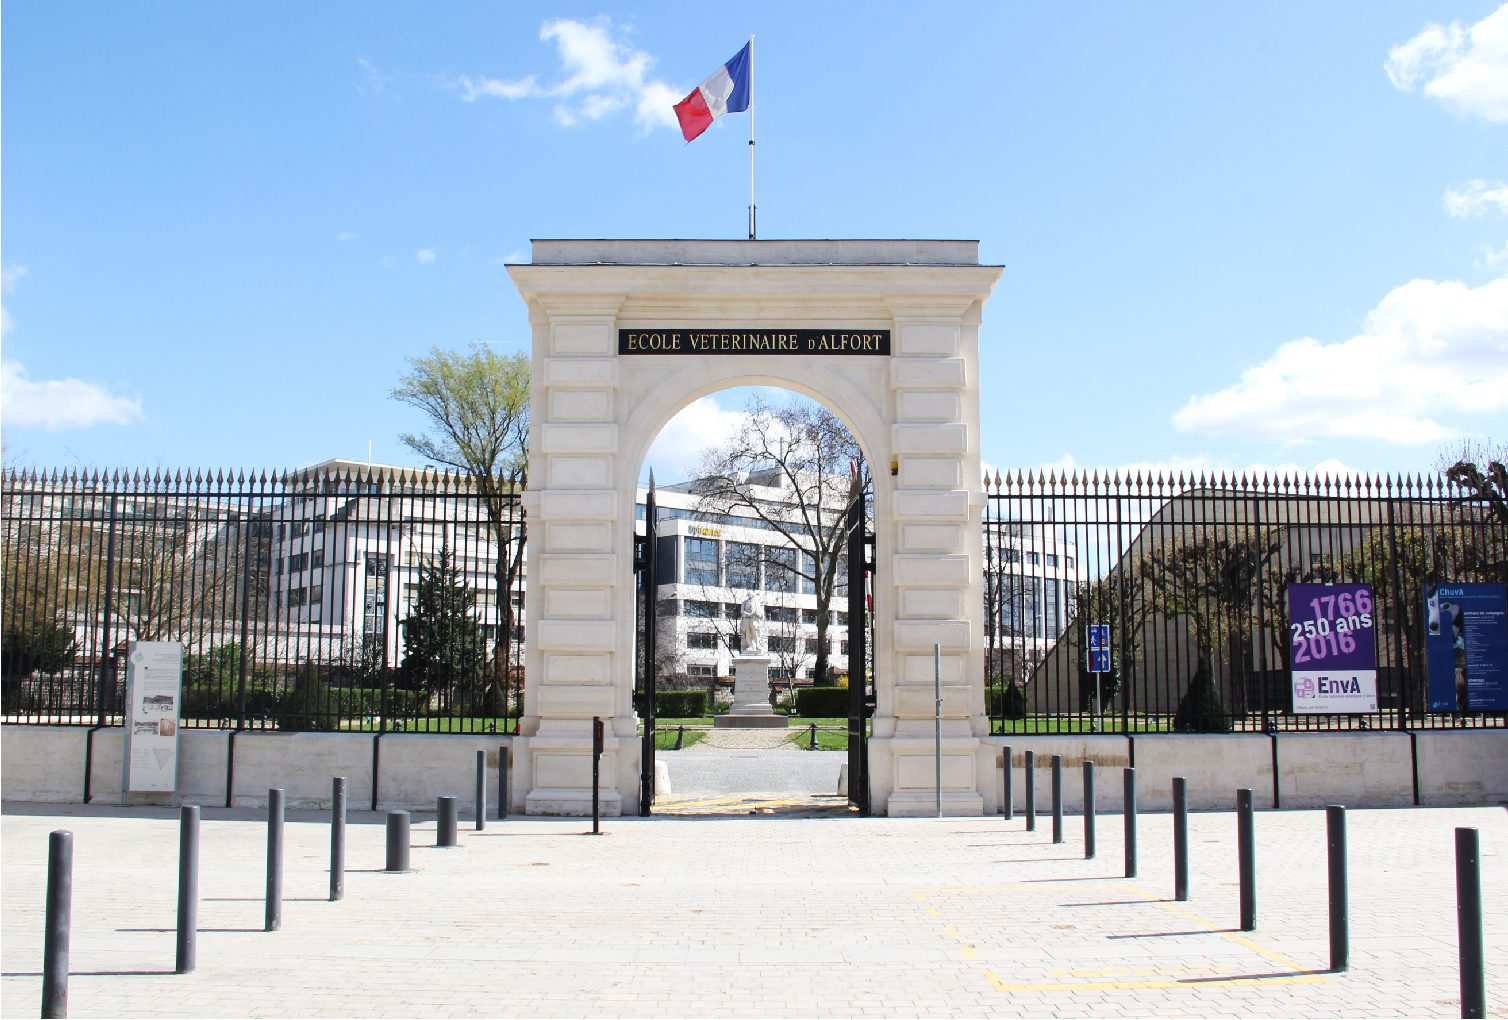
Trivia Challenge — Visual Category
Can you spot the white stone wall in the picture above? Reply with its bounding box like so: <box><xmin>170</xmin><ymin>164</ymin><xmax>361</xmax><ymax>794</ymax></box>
<box><xmin>508</xmin><ymin>241</ymin><xmax>1002</xmax><ymax>815</ymax></box>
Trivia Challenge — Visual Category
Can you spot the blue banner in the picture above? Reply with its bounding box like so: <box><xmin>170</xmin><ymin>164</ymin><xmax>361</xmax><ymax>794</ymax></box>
<box><xmin>1425</xmin><ymin>583</ymin><xmax>1508</xmax><ymax>712</ymax></box>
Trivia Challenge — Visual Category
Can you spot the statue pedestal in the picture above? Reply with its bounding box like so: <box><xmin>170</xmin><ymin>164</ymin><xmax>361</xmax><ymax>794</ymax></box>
<box><xmin>714</xmin><ymin>654</ymin><xmax>789</xmax><ymax>728</ymax></box>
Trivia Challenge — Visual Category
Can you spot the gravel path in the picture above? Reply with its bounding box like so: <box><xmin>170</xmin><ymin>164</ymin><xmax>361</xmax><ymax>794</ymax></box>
<box><xmin>660</xmin><ymin>748</ymin><xmax>845</xmax><ymax>796</ymax></box>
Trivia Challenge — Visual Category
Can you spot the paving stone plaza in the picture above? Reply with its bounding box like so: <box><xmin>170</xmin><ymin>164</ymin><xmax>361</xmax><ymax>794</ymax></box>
<box><xmin>2</xmin><ymin>789</ymin><xmax>1501</xmax><ymax>1018</ymax></box>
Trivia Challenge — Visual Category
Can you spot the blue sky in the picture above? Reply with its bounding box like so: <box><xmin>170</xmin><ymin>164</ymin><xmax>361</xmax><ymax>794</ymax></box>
<box><xmin>3</xmin><ymin>2</ymin><xmax>1505</xmax><ymax>483</ymax></box>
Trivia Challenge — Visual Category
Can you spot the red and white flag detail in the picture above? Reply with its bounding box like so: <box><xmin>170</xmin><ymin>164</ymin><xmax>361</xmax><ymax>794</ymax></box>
<box><xmin>673</xmin><ymin>42</ymin><xmax>752</xmax><ymax>143</ymax></box>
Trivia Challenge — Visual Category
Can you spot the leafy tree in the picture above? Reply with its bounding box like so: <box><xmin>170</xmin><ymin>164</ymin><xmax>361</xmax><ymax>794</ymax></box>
<box><xmin>392</xmin><ymin>343</ymin><xmax>529</xmax><ymax>714</ymax></box>
<box><xmin>0</xmin><ymin>616</ymin><xmax>77</xmax><ymax>678</ymax></box>
<box><xmin>1445</xmin><ymin>455</ymin><xmax>1508</xmax><ymax>584</ymax></box>
<box><xmin>692</xmin><ymin>396</ymin><xmax>870</xmax><ymax>689</ymax></box>
<box><xmin>400</xmin><ymin>546</ymin><xmax>489</xmax><ymax>713</ymax></box>
<box><xmin>1173</xmin><ymin>660</ymin><xmax>1231</xmax><ymax>732</ymax></box>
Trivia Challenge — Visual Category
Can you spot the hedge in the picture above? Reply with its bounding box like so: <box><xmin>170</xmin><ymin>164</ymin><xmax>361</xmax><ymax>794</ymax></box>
<box><xmin>656</xmin><ymin>689</ymin><xmax>709</xmax><ymax>717</ymax></box>
<box><xmin>794</xmin><ymin>686</ymin><xmax>848</xmax><ymax>717</ymax></box>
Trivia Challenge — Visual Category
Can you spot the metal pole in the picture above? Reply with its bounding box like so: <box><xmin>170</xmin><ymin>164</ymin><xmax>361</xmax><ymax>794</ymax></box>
<box><xmin>1238</xmin><ymin>788</ymin><xmax>1256</xmax><ymax>931</ymax></box>
<box><xmin>265</xmin><ymin>788</ymin><xmax>284</xmax><ymax>932</ymax></box>
<box><xmin>42</xmin><ymin>830</ymin><xmax>72</xmax><ymax>1019</ymax></box>
<box><xmin>1024</xmin><ymin>750</ymin><xmax>1036</xmax><ymax>831</ymax></box>
<box><xmin>1173</xmin><ymin>777</ymin><xmax>1188</xmax><ymax>901</ymax></box>
<box><xmin>934</xmin><ymin>643</ymin><xmax>942</xmax><ymax>819</ymax></box>
<box><xmin>1051</xmin><ymin>755</ymin><xmax>1064</xmax><ymax>844</ymax></box>
<box><xmin>1002</xmin><ymin>745</ymin><xmax>1013</xmax><ymax>821</ymax></box>
<box><xmin>384</xmin><ymin>811</ymin><xmax>411</xmax><ymax>873</ymax></box>
<box><xmin>1326</xmin><ymin>805</ymin><xmax>1348</xmax><ymax>972</ymax></box>
<box><xmin>808</xmin><ymin>723</ymin><xmax>817</xmax><ymax>750</ymax></box>
<box><xmin>1456</xmin><ymin>827</ymin><xmax>1485</xmax><ymax>1019</ymax></box>
<box><xmin>330</xmin><ymin>778</ymin><xmax>346</xmax><ymax>902</ymax></box>
<box><xmin>176</xmin><ymin>806</ymin><xmax>199</xmax><ymax>974</ymax></box>
<box><xmin>475</xmin><ymin>751</ymin><xmax>487</xmax><ymax>831</ymax></box>
<box><xmin>1083</xmin><ymin>761</ymin><xmax>1096</xmax><ymax>859</ymax></box>
<box><xmin>1123</xmin><ymin>768</ymin><xmax>1137</xmax><ymax>878</ymax></box>
<box><xmin>592</xmin><ymin>716</ymin><xmax>602</xmax><ymax>836</ymax></box>
<box><xmin>437</xmin><ymin>796</ymin><xmax>458</xmax><ymax>848</ymax></box>
<box><xmin>498</xmin><ymin>744</ymin><xmax>509</xmax><ymax>820</ymax></box>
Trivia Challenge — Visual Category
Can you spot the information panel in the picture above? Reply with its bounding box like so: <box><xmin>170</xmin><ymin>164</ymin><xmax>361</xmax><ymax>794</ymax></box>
<box><xmin>1288</xmin><ymin>583</ymin><xmax>1377</xmax><ymax>714</ymax></box>
<box><xmin>1425</xmin><ymin>583</ymin><xmax>1508</xmax><ymax>712</ymax></box>
<box><xmin>124</xmin><ymin>641</ymin><xmax>183</xmax><ymax>793</ymax></box>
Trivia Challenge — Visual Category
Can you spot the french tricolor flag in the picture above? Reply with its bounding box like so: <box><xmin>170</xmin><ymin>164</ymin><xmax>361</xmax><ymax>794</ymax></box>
<box><xmin>673</xmin><ymin>42</ymin><xmax>751</xmax><ymax>143</ymax></box>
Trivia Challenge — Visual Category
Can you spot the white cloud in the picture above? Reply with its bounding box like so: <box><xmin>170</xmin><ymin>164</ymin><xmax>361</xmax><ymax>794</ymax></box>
<box><xmin>1445</xmin><ymin>179</ymin><xmax>1508</xmax><ymax>217</ymax></box>
<box><xmin>1174</xmin><ymin>274</ymin><xmax>1508</xmax><ymax>445</ymax></box>
<box><xmin>2</xmin><ymin>265</ymin><xmax>29</xmax><ymax>294</ymax></box>
<box><xmin>1024</xmin><ymin>452</ymin><xmax>1360</xmax><ymax>485</ymax></box>
<box><xmin>1385</xmin><ymin>3</ymin><xmax>1508</xmax><ymax>122</ymax></box>
<box><xmin>643</xmin><ymin>396</ymin><xmax>752</xmax><ymax>482</ymax></box>
<box><xmin>1481</xmin><ymin>242</ymin><xmax>1508</xmax><ymax>268</ymax></box>
<box><xmin>336</xmin><ymin>230</ymin><xmax>357</xmax><ymax>242</ymax></box>
<box><xmin>1</xmin><ymin>359</ymin><xmax>143</xmax><ymax>430</ymax></box>
<box><xmin>416</xmin><ymin>248</ymin><xmax>437</xmax><ymax>265</ymax></box>
<box><xmin>454</xmin><ymin>18</ymin><xmax>682</xmax><ymax>133</ymax></box>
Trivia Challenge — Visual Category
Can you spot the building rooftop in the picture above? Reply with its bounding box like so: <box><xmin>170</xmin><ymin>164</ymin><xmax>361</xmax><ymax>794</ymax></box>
<box><xmin>523</xmin><ymin>239</ymin><xmax>984</xmax><ymax>267</ymax></box>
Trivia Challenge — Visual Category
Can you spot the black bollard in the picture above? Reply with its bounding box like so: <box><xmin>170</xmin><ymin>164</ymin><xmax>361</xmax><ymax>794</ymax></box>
<box><xmin>1173</xmin><ymin>777</ymin><xmax>1189</xmax><ymax>901</ymax></box>
<box><xmin>809</xmin><ymin>723</ymin><xmax>817</xmax><ymax>750</ymax></box>
<box><xmin>1123</xmin><ymin>768</ymin><xmax>1137</xmax><ymax>878</ymax></box>
<box><xmin>1024</xmin><ymin>750</ymin><xmax>1037</xmax><ymax>831</ymax></box>
<box><xmin>1051</xmin><ymin>755</ymin><xmax>1064</xmax><ymax>844</ymax></box>
<box><xmin>1003</xmin><ymin>745</ymin><xmax>1013</xmax><ymax>821</ymax></box>
<box><xmin>1237</xmin><ymin>788</ymin><xmax>1256</xmax><ymax>931</ymax></box>
<box><xmin>591</xmin><ymin>716</ymin><xmax>604</xmax><ymax>835</ymax></box>
<box><xmin>1326</xmin><ymin>805</ymin><xmax>1348</xmax><ymax>972</ymax></box>
<box><xmin>265</xmin><ymin>788</ymin><xmax>284</xmax><ymax>932</ymax></box>
<box><xmin>674</xmin><ymin>726</ymin><xmax>685</xmax><ymax>751</ymax></box>
<box><xmin>475</xmin><ymin>751</ymin><xmax>487</xmax><ymax>831</ymax></box>
<box><xmin>1456</xmin><ymin>827</ymin><xmax>1485</xmax><ymax>1020</ymax></box>
<box><xmin>41</xmin><ymin>830</ymin><xmax>72</xmax><ymax>1019</ymax></box>
<box><xmin>498</xmin><ymin>744</ymin><xmax>509</xmax><ymax>820</ymax></box>
<box><xmin>176</xmin><ymin>806</ymin><xmax>200</xmax><ymax>974</ymax></box>
<box><xmin>1083</xmin><ymin>761</ymin><xmax>1096</xmax><ymax>859</ymax></box>
<box><xmin>385</xmin><ymin>811</ymin><xmax>412</xmax><ymax>873</ymax></box>
<box><xmin>330</xmin><ymin>778</ymin><xmax>347</xmax><ymax>902</ymax></box>
<box><xmin>437</xmin><ymin>796</ymin><xmax>459</xmax><ymax>848</ymax></box>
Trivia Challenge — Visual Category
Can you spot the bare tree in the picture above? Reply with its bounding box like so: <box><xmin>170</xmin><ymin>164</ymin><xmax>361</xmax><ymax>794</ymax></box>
<box><xmin>692</xmin><ymin>397</ymin><xmax>870</xmax><ymax>687</ymax></box>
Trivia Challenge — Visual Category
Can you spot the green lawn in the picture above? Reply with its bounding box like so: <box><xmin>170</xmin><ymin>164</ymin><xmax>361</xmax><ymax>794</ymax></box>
<box><xmin>654</xmin><ymin>728</ymin><xmax>707</xmax><ymax>750</ymax></box>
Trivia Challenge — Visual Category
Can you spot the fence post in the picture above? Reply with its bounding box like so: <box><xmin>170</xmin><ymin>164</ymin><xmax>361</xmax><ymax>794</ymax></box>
<box><xmin>41</xmin><ymin>830</ymin><xmax>72</xmax><ymax>1019</ymax></box>
<box><xmin>176</xmin><ymin>806</ymin><xmax>199</xmax><ymax>974</ymax></box>
<box><xmin>591</xmin><ymin>716</ymin><xmax>603</xmax><ymax>835</ymax></box>
<box><xmin>1456</xmin><ymin>827</ymin><xmax>1485</xmax><ymax>1020</ymax></box>
<box><xmin>1122</xmin><ymin>768</ymin><xmax>1136</xmax><ymax>877</ymax></box>
<box><xmin>1237</xmin><ymin>788</ymin><xmax>1255</xmax><ymax>931</ymax></box>
<box><xmin>474</xmin><ymin>751</ymin><xmax>486</xmax><ymax>831</ymax></box>
<box><xmin>1173</xmin><ymin>777</ymin><xmax>1188</xmax><ymax>901</ymax></box>
<box><xmin>330</xmin><ymin>777</ymin><xmax>346</xmax><ymax>901</ymax></box>
<box><xmin>265</xmin><ymin>788</ymin><xmax>284</xmax><ymax>932</ymax></box>
<box><xmin>1326</xmin><ymin>805</ymin><xmax>1347</xmax><ymax>972</ymax></box>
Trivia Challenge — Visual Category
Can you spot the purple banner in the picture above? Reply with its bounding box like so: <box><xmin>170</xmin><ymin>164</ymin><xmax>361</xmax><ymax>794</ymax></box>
<box><xmin>1288</xmin><ymin>583</ymin><xmax>1377</xmax><ymax>714</ymax></box>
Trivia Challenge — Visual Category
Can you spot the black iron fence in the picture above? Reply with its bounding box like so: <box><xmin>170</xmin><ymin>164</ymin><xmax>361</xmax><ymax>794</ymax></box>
<box><xmin>1</xmin><ymin>466</ymin><xmax>526</xmax><ymax>734</ymax></box>
<box><xmin>985</xmin><ymin>470</ymin><xmax>1507</xmax><ymax>734</ymax></box>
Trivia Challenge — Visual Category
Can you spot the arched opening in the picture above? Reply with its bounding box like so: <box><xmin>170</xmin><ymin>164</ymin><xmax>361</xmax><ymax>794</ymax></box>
<box><xmin>634</xmin><ymin>386</ymin><xmax>875</xmax><ymax>815</ymax></box>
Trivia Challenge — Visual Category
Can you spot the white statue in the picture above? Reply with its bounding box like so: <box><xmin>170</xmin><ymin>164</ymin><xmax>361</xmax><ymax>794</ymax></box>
<box><xmin>738</xmin><ymin>596</ymin><xmax>765</xmax><ymax>655</ymax></box>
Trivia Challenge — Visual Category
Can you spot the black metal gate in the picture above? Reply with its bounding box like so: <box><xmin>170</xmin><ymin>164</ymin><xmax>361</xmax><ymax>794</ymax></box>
<box><xmin>846</xmin><ymin>497</ymin><xmax>874</xmax><ymax>815</ymax></box>
<box><xmin>633</xmin><ymin>480</ymin><xmax>658</xmax><ymax>815</ymax></box>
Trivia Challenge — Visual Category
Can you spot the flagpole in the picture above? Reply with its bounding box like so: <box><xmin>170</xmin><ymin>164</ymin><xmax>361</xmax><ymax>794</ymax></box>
<box><xmin>748</xmin><ymin>34</ymin><xmax>756</xmax><ymax>240</ymax></box>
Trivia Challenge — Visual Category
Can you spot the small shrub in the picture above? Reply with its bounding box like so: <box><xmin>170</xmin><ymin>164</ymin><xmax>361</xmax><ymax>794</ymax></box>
<box><xmin>657</xmin><ymin>689</ymin><xmax>709</xmax><ymax>717</ymax></box>
<box><xmin>1173</xmin><ymin>660</ymin><xmax>1231</xmax><ymax>733</ymax></box>
<box><xmin>988</xmin><ymin>683</ymin><xmax>1028</xmax><ymax>720</ymax></box>
<box><xmin>795</xmin><ymin>686</ymin><xmax>848</xmax><ymax>717</ymax></box>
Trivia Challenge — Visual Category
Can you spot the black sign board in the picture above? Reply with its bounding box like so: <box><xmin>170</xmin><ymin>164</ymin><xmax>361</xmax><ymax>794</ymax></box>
<box><xmin>618</xmin><ymin>329</ymin><xmax>891</xmax><ymax>356</ymax></box>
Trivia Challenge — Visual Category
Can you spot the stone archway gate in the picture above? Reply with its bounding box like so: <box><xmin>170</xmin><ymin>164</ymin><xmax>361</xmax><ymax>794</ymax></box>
<box><xmin>507</xmin><ymin>239</ymin><xmax>1001</xmax><ymax>816</ymax></box>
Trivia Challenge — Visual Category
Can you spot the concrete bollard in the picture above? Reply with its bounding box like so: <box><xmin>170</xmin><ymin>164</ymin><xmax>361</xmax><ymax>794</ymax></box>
<box><xmin>1024</xmin><ymin>750</ymin><xmax>1037</xmax><ymax>831</ymax></box>
<box><xmin>437</xmin><ymin>796</ymin><xmax>459</xmax><ymax>848</ymax></box>
<box><xmin>1051</xmin><ymin>755</ymin><xmax>1064</xmax><ymax>844</ymax></box>
<box><xmin>475</xmin><ymin>751</ymin><xmax>487</xmax><ymax>831</ymax></box>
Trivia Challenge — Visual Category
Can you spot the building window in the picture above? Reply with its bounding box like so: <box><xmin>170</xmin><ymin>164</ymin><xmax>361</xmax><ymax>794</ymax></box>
<box><xmin>688</xmin><ymin>664</ymin><xmax>717</xmax><ymax>677</ymax></box>
<box><xmin>801</xmin><ymin>552</ymin><xmax>817</xmax><ymax>595</ymax></box>
<box><xmin>767</xmin><ymin>606</ymin><xmax>798</xmax><ymax>624</ymax></box>
<box><xmin>687</xmin><ymin>632</ymin><xmax>720</xmax><ymax>650</ymax></box>
<box><xmin>1046</xmin><ymin>554</ymin><xmax>1059</xmax><ymax>567</ymax></box>
<box><xmin>312</xmin><ymin>548</ymin><xmax>324</xmax><ymax>569</ymax></box>
<box><xmin>764</xmin><ymin>547</ymin><xmax>797</xmax><ymax>593</ymax></box>
<box><xmin>684</xmin><ymin>537</ymin><xmax>719</xmax><ymax>587</ymax></box>
<box><xmin>685</xmin><ymin>600</ymin><xmax>720</xmax><ymax>618</ymax></box>
<box><xmin>288</xmin><ymin>552</ymin><xmax>309</xmax><ymax>573</ymax></box>
<box><xmin>726</xmin><ymin>542</ymin><xmax>760</xmax><ymax>590</ymax></box>
<box><xmin>767</xmin><ymin>636</ymin><xmax>798</xmax><ymax>654</ymax></box>
<box><xmin>1027</xmin><ymin>552</ymin><xmax>1041</xmax><ymax>566</ymax></box>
